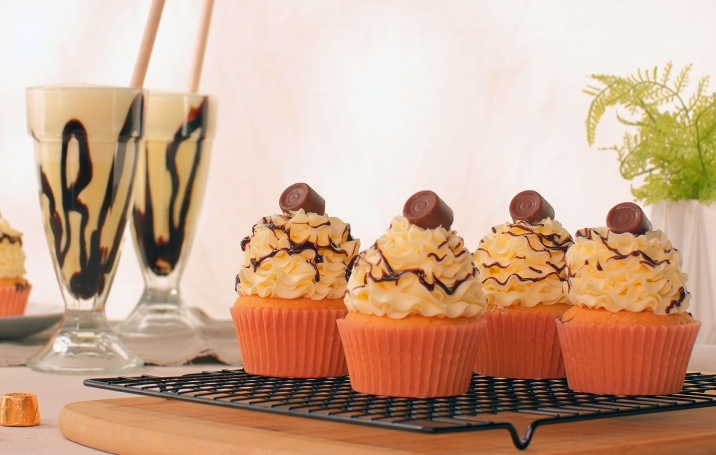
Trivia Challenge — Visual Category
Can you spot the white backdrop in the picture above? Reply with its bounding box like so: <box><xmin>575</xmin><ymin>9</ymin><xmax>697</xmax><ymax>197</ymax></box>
<box><xmin>1</xmin><ymin>0</ymin><xmax>715</xmax><ymax>320</ymax></box>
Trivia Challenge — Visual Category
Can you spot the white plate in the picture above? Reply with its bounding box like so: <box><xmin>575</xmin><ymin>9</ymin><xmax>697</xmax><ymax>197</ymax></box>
<box><xmin>0</xmin><ymin>303</ymin><xmax>63</xmax><ymax>341</ymax></box>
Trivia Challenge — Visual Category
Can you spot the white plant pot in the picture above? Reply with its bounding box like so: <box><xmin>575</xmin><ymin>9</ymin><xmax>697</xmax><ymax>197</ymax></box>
<box><xmin>649</xmin><ymin>200</ymin><xmax>716</xmax><ymax>344</ymax></box>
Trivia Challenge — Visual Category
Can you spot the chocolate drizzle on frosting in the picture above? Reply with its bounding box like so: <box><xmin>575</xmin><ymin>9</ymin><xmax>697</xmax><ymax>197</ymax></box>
<box><xmin>567</xmin><ymin>228</ymin><xmax>690</xmax><ymax>309</ymax></box>
<box><xmin>574</xmin><ymin>228</ymin><xmax>671</xmax><ymax>268</ymax></box>
<box><xmin>133</xmin><ymin>98</ymin><xmax>210</xmax><ymax>276</ymax></box>
<box><xmin>666</xmin><ymin>288</ymin><xmax>687</xmax><ymax>314</ymax></box>
<box><xmin>476</xmin><ymin>221</ymin><xmax>573</xmax><ymax>286</ymax></box>
<box><xmin>236</xmin><ymin>217</ymin><xmax>356</xmax><ymax>285</ymax></box>
<box><xmin>353</xmin><ymin>244</ymin><xmax>476</xmax><ymax>296</ymax></box>
<box><xmin>38</xmin><ymin>94</ymin><xmax>143</xmax><ymax>300</ymax></box>
<box><xmin>0</xmin><ymin>233</ymin><xmax>22</xmax><ymax>245</ymax></box>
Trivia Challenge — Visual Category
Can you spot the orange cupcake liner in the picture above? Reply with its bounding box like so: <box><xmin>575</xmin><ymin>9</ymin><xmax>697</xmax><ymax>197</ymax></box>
<box><xmin>337</xmin><ymin>317</ymin><xmax>487</xmax><ymax>398</ymax></box>
<box><xmin>556</xmin><ymin>319</ymin><xmax>701</xmax><ymax>395</ymax></box>
<box><xmin>0</xmin><ymin>285</ymin><xmax>31</xmax><ymax>317</ymax></box>
<box><xmin>474</xmin><ymin>309</ymin><xmax>565</xmax><ymax>379</ymax></box>
<box><xmin>230</xmin><ymin>306</ymin><xmax>348</xmax><ymax>378</ymax></box>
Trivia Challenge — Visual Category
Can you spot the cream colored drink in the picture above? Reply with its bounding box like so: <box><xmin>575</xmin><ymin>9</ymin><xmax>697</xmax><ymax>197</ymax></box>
<box><xmin>26</xmin><ymin>86</ymin><xmax>143</xmax><ymax>304</ymax></box>
<box><xmin>131</xmin><ymin>92</ymin><xmax>215</xmax><ymax>279</ymax></box>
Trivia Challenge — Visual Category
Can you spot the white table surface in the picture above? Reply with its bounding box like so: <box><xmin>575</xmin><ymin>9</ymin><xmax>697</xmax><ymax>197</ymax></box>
<box><xmin>1</xmin><ymin>364</ymin><xmax>227</xmax><ymax>454</ymax></box>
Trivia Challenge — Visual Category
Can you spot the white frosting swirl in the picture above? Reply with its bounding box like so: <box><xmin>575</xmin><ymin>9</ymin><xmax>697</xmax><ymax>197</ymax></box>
<box><xmin>474</xmin><ymin>219</ymin><xmax>573</xmax><ymax>308</ymax></box>
<box><xmin>564</xmin><ymin>227</ymin><xmax>690</xmax><ymax>315</ymax></box>
<box><xmin>344</xmin><ymin>216</ymin><xmax>486</xmax><ymax>319</ymax></box>
<box><xmin>0</xmin><ymin>217</ymin><xmax>27</xmax><ymax>280</ymax></box>
<box><xmin>236</xmin><ymin>209</ymin><xmax>360</xmax><ymax>300</ymax></box>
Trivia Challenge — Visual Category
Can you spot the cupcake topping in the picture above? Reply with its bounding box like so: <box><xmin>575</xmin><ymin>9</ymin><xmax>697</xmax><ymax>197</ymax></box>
<box><xmin>565</xmin><ymin>227</ymin><xmax>690</xmax><ymax>315</ymax></box>
<box><xmin>279</xmin><ymin>182</ymin><xmax>325</xmax><ymax>216</ymax></box>
<box><xmin>474</xmin><ymin>214</ymin><xmax>573</xmax><ymax>308</ymax></box>
<box><xmin>403</xmin><ymin>190</ymin><xmax>453</xmax><ymax>230</ymax></box>
<box><xmin>236</xmin><ymin>185</ymin><xmax>359</xmax><ymax>300</ymax></box>
<box><xmin>606</xmin><ymin>202</ymin><xmax>653</xmax><ymax>235</ymax></box>
<box><xmin>0</xmin><ymin>213</ymin><xmax>22</xmax><ymax>244</ymax></box>
<box><xmin>509</xmin><ymin>190</ymin><xmax>555</xmax><ymax>223</ymax></box>
<box><xmin>0</xmin><ymin>214</ymin><xmax>27</xmax><ymax>280</ymax></box>
<box><xmin>345</xmin><ymin>203</ymin><xmax>485</xmax><ymax>319</ymax></box>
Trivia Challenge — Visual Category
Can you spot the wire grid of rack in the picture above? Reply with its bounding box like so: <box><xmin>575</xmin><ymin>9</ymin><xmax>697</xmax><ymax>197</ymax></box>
<box><xmin>84</xmin><ymin>370</ymin><xmax>716</xmax><ymax>450</ymax></box>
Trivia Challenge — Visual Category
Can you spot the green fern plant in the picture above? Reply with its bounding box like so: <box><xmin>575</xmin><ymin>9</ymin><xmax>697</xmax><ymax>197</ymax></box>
<box><xmin>584</xmin><ymin>62</ymin><xmax>716</xmax><ymax>204</ymax></box>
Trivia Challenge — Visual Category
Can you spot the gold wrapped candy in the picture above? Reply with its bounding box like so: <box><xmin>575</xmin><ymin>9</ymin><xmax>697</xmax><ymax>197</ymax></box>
<box><xmin>0</xmin><ymin>393</ymin><xmax>41</xmax><ymax>427</ymax></box>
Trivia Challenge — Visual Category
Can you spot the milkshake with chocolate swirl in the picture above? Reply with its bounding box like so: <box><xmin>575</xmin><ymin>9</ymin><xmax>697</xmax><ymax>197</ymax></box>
<box><xmin>118</xmin><ymin>92</ymin><xmax>216</xmax><ymax>336</ymax></box>
<box><xmin>26</xmin><ymin>85</ymin><xmax>144</xmax><ymax>373</ymax></box>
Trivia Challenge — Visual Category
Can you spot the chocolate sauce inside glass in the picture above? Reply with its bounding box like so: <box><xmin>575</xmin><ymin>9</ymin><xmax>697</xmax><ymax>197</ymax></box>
<box><xmin>133</xmin><ymin>98</ymin><xmax>209</xmax><ymax>276</ymax></box>
<box><xmin>38</xmin><ymin>94</ymin><xmax>143</xmax><ymax>300</ymax></box>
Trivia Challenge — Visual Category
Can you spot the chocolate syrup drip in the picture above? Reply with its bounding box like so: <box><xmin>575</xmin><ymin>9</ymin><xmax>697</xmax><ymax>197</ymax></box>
<box><xmin>236</xmin><ymin>219</ymin><xmax>355</xmax><ymax>286</ymax></box>
<box><xmin>38</xmin><ymin>94</ymin><xmax>143</xmax><ymax>299</ymax></box>
<box><xmin>505</xmin><ymin>223</ymin><xmax>573</xmax><ymax>254</ymax></box>
<box><xmin>665</xmin><ymin>287</ymin><xmax>689</xmax><ymax>314</ymax></box>
<box><xmin>356</xmin><ymin>247</ymin><xmax>476</xmax><ymax>296</ymax></box>
<box><xmin>482</xmin><ymin>271</ymin><xmax>561</xmax><ymax>287</ymax></box>
<box><xmin>0</xmin><ymin>234</ymin><xmax>22</xmax><ymax>244</ymax></box>
<box><xmin>482</xmin><ymin>261</ymin><xmax>509</xmax><ymax>269</ymax></box>
<box><xmin>133</xmin><ymin>98</ymin><xmax>209</xmax><ymax>276</ymax></box>
<box><xmin>546</xmin><ymin>262</ymin><xmax>567</xmax><ymax>274</ymax></box>
<box><xmin>478</xmin><ymin>223</ymin><xmax>573</xmax><ymax>284</ymax></box>
<box><xmin>577</xmin><ymin>228</ymin><xmax>671</xmax><ymax>268</ymax></box>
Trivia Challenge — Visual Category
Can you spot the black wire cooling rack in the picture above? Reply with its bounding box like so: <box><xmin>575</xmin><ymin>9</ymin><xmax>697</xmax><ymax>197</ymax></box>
<box><xmin>84</xmin><ymin>370</ymin><xmax>716</xmax><ymax>450</ymax></box>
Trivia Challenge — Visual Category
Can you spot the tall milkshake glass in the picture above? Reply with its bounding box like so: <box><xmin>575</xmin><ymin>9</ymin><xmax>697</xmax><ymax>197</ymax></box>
<box><xmin>26</xmin><ymin>85</ymin><xmax>144</xmax><ymax>373</ymax></box>
<box><xmin>116</xmin><ymin>91</ymin><xmax>215</xmax><ymax>336</ymax></box>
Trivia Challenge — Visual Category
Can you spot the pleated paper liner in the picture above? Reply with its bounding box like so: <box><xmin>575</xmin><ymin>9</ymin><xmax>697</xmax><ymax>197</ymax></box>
<box><xmin>337</xmin><ymin>317</ymin><xmax>487</xmax><ymax>398</ymax></box>
<box><xmin>556</xmin><ymin>319</ymin><xmax>700</xmax><ymax>395</ymax></box>
<box><xmin>0</xmin><ymin>285</ymin><xmax>31</xmax><ymax>316</ymax></box>
<box><xmin>474</xmin><ymin>309</ymin><xmax>565</xmax><ymax>379</ymax></box>
<box><xmin>230</xmin><ymin>306</ymin><xmax>348</xmax><ymax>378</ymax></box>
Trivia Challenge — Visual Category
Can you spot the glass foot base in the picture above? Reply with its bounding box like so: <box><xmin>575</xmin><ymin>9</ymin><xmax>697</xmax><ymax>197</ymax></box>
<box><xmin>116</xmin><ymin>301</ymin><xmax>206</xmax><ymax>337</ymax></box>
<box><xmin>28</xmin><ymin>326</ymin><xmax>144</xmax><ymax>375</ymax></box>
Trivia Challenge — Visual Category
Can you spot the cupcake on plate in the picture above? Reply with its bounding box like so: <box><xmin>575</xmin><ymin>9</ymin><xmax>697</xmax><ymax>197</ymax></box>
<box><xmin>473</xmin><ymin>190</ymin><xmax>573</xmax><ymax>378</ymax></box>
<box><xmin>0</xmin><ymin>213</ymin><xmax>32</xmax><ymax>316</ymax></box>
<box><xmin>338</xmin><ymin>190</ymin><xmax>487</xmax><ymax>398</ymax></box>
<box><xmin>231</xmin><ymin>183</ymin><xmax>360</xmax><ymax>378</ymax></box>
<box><xmin>557</xmin><ymin>202</ymin><xmax>700</xmax><ymax>395</ymax></box>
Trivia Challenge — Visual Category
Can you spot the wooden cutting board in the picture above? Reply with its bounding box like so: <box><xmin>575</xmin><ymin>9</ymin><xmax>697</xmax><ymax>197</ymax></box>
<box><xmin>58</xmin><ymin>396</ymin><xmax>716</xmax><ymax>454</ymax></box>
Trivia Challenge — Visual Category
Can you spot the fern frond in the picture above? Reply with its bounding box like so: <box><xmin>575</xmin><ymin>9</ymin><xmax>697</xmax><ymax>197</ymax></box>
<box><xmin>584</xmin><ymin>63</ymin><xmax>716</xmax><ymax>204</ymax></box>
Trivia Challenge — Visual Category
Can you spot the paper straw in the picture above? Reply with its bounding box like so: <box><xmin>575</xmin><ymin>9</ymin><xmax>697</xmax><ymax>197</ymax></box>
<box><xmin>189</xmin><ymin>0</ymin><xmax>215</xmax><ymax>93</ymax></box>
<box><xmin>130</xmin><ymin>0</ymin><xmax>167</xmax><ymax>87</ymax></box>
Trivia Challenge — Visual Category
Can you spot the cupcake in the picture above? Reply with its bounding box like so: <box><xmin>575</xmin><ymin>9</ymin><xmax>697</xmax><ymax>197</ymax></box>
<box><xmin>231</xmin><ymin>183</ymin><xmax>360</xmax><ymax>378</ymax></box>
<box><xmin>0</xmin><ymin>213</ymin><xmax>32</xmax><ymax>316</ymax></box>
<box><xmin>337</xmin><ymin>190</ymin><xmax>487</xmax><ymax>398</ymax></box>
<box><xmin>556</xmin><ymin>202</ymin><xmax>700</xmax><ymax>395</ymax></box>
<box><xmin>473</xmin><ymin>190</ymin><xmax>573</xmax><ymax>378</ymax></box>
